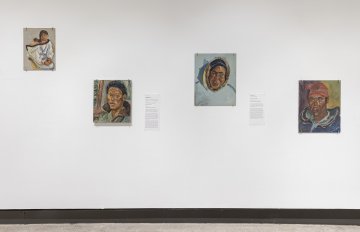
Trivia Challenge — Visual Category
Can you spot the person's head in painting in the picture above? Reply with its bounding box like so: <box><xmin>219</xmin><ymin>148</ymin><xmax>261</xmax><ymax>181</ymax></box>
<box><xmin>204</xmin><ymin>57</ymin><xmax>230</xmax><ymax>91</ymax></box>
<box><xmin>30</xmin><ymin>30</ymin><xmax>49</xmax><ymax>46</ymax></box>
<box><xmin>299</xmin><ymin>81</ymin><xmax>340</xmax><ymax>133</ymax></box>
<box><xmin>307</xmin><ymin>82</ymin><xmax>329</xmax><ymax>122</ymax></box>
<box><xmin>35</xmin><ymin>30</ymin><xmax>49</xmax><ymax>43</ymax></box>
<box><xmin>99</xmin><ymin>81</ymin><xmax>131</xmax><ymax>123</ymax></box>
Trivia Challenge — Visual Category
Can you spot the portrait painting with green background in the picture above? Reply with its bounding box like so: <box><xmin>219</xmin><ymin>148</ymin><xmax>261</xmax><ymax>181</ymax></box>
<box><xmin>93</xmin><ymin>80</ymin><xmax>132</xmax><ymax>125</ymax></box>
<box><xmin>298</xmin><ymin>80</ymin><xmax>340</xmax><ymax>133</ymax></box>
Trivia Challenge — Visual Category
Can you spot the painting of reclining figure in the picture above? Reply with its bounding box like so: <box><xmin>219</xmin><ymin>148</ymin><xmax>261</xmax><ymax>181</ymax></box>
<box><xmin>299</xmin><ymin>80</ymin><xmax>340</xmax><ymax>133</ymax></box>
<box><xmin>93</xmin><ymin>80</ymin><xmax>132</xmax><ymax>125</ymax></box>
<box><xmin>24</xmin><ymin>28</ymin><xmax>55</xmax><ymax>71</ymax></box>
<box><xmin>195</xmin><ymin>53</ymin><xmax>236</xmax><ymax>106</ymax></box>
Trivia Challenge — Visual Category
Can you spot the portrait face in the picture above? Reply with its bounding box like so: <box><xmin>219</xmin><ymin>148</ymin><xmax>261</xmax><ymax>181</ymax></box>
<box><xmin>308</xmin><ymin>94</ymin><xmax>327</xmax><ymax>117</ymax></box>
<box><xmin>40</xmin><ymin>33</ymin><xmax>49</xmax><ymax>42</ymax></box>
<box><xmin>107</xmin><ymin>87</ymin><xmax>125</xmax><ymax>111</ymax></box>
<box><xmin>207</xmin><ymin>65</ymin><xmax>226</xmax><ymax>91</ymax></box>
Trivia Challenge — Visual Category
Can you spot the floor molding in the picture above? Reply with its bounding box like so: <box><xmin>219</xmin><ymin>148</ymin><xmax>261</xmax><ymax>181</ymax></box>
<box><xmin>0</xmin><ymin>208</ymin><xmax>360</xmax><ymax>225</ymax></box>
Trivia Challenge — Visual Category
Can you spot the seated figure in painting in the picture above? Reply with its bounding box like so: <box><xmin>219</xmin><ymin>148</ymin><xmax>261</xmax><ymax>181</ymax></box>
<box><xmin>26</xmin><ymin>30</ymin><xmax>55</xmax><ymax>70</ymax></box>
<box><xmin>299</xmin><ymin>82</ymin><xmax>340</xmax><ymax>133</ymax></box>
<box><xmin>97</xmin><ymin>81</ymin><xmax>131</xmax><ymax>123</ymax></box>
<box><xmin>195</xmin><ymin>57</ymin><xmax>236</xmax><ymax>106</ymax></box>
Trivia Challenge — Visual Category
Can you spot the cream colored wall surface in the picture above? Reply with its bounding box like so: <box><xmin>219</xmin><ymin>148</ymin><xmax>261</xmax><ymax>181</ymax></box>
<box><xmin>0</xmin><ymin>0</ymin><xmax>359</xmax><ymax>209</ymax></box>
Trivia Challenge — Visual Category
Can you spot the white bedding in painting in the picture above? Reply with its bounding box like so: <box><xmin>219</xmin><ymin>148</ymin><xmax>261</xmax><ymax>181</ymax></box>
<box><xmin>26</xmin><ymin>40</ymin><xmax>54</xmax><ymax>70</ymax></box>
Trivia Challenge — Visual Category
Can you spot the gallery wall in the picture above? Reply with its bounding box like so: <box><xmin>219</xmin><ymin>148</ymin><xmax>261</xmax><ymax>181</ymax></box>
<box><xmin>0</xmin><ymin>0</ymin><xmax>360</xmax><ymax>209</ymax></box>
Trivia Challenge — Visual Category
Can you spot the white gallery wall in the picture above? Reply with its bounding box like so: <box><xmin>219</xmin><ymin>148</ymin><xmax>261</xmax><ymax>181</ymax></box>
<box><xmin>0</xmin><ymin>0</ymin><xmax>360</xmax><ymax>209</ymax></box>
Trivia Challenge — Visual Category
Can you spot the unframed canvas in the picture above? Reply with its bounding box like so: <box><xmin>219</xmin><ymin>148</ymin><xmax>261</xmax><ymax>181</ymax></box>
<box><xmin>23</xmin><ymin>28</ymin><xmax>56</xmax><ymax>71</ymax></box>
<box><xmin>194</xmin><ymin>53</ymin><xmax>236</xmax><ymax>106</ymax></box>
<box><xmin>93</xmin><ymin>80</ymin><xmax>132</xmax><ymax>125</ymax></box>
<box><xmin>298</xmin><ymin>80</ymin><xmax>341</xmax><ymax>133</ymax></box>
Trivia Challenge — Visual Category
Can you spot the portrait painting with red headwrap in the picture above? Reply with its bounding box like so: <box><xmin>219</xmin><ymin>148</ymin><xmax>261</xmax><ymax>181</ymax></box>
<box><xmin>299</xmin><ymin>80</ymin><xmax>340</xmax><ymax>133</ymax></box>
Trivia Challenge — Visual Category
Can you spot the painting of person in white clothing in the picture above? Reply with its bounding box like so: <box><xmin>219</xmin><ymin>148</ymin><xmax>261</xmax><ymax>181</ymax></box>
<box><xmin>24</xmin><ymin>28</ymin><xmax>55</xmax><ymax>71</ymax></box>
<box><xmin>195</xmin><ymin>53</ymin><xmax>236</xmax><ymax>106</ymax></box>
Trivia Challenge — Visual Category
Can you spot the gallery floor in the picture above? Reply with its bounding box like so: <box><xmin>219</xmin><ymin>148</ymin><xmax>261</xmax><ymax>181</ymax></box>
<box><xmin>0</xmin><ymin>223</ymin><xmax>360</xmax><ymax>232</ymax></box>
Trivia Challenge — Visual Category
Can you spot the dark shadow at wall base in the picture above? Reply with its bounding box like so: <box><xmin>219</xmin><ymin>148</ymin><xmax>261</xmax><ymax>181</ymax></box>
<box><xmin>0</xmin><ymin>209</ymin><xmax>360</xmax><ymax>225</ymax></box>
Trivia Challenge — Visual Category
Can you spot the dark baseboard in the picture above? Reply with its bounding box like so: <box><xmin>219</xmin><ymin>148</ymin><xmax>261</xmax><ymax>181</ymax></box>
<box><xmin>0</xmin><ymin>208</ymin><xmax>360</xmax><ymax>225</ymax></box>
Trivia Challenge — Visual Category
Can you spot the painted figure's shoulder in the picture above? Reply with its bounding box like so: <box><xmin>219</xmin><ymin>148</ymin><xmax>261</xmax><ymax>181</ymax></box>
<box><xmin>299</xmin><ymin>107</ymin><xmax>311</xmax><ymax>122</ymax></box>
<box><xmin>329</xmin><ymin>107</ymin><xmax>340</xmax><ymax>117</ymax></box>
<box><xmin>227</xmin><ymin>83</ymin><xmax>236</xmax><ymax>93</ymax></box>
<box><xmin>98</xmin><ymin>111</ymin><xmax>111</xmax><ymax>122</ymax></box>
